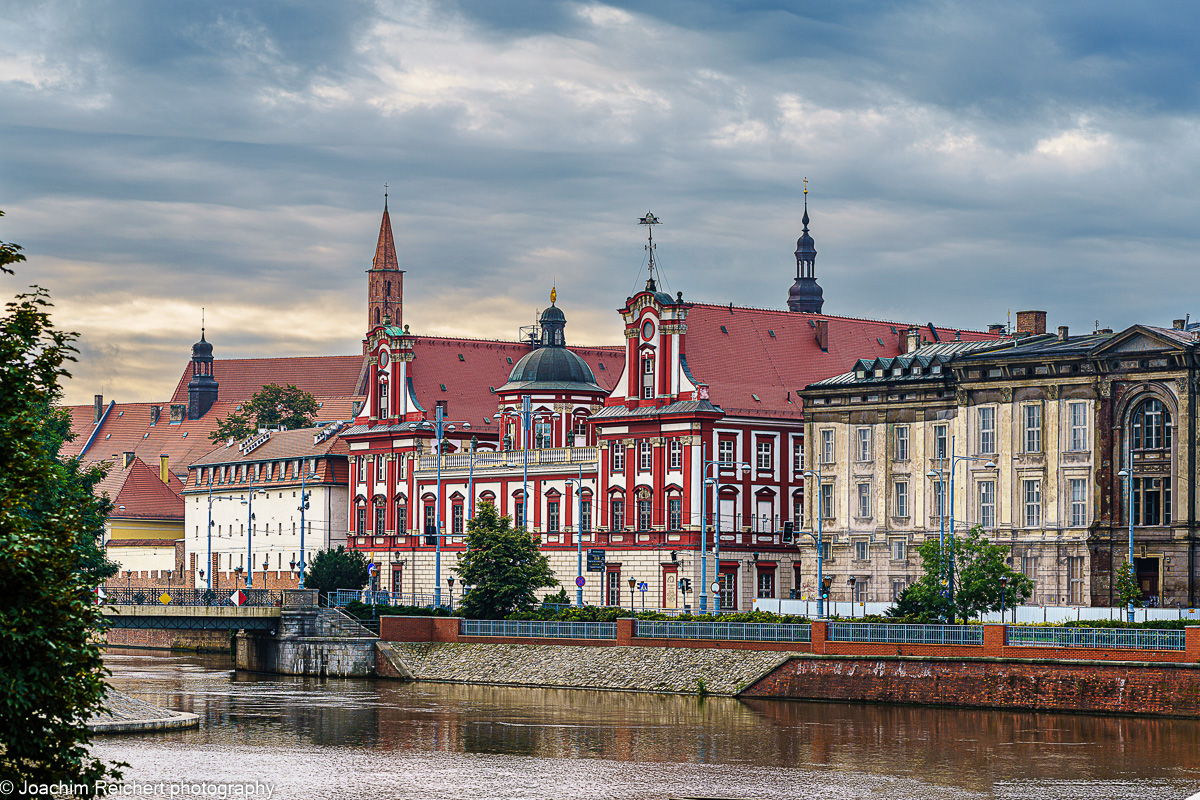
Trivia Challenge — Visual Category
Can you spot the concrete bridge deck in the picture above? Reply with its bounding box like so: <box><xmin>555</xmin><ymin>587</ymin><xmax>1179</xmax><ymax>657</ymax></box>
<box><xmin>103</xmin><ymin>604</ymin><xmax>282</xmax><ymax>631</ymax></box>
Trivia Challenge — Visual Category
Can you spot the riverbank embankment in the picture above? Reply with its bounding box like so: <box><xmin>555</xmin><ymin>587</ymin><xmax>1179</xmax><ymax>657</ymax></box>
<box><xmin>89</xmin><ymin>690</ymin><xmax>200</xmax><ymax>734</ymax></box>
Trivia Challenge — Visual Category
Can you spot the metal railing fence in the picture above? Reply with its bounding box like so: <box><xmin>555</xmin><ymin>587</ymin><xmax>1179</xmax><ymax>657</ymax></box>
<box><xmin>1005</xmin><ymin>626</ymin><xmax>1186</xmax><ymax>651</ymax></box>
<box><xmin>460</xmin><ymin>619</ymin><xmax>618</xmax><ymax>639</ymax></box>
<box><xmin>327</xmin><ymin>589</ymin><xmax>443</xmax><ymax>608</ymax></box>
<box><xmin>827</xmin><ymin>622</ymin><xmax>984</xmax><ymax>646</ymax></box>
<box><xmin>103</xmin><ymin>587</ymin><xmax>283</xmax><ymax>607</ymax></box>
<box><xmin>416</xmin><ymin>447</ymin><xmax>597</xmax><ymax>472</ymax></box>
<box><xmin>635</xmin><ymin>620</ymin><xmax>812</xmax><ymax>643</ymax></box>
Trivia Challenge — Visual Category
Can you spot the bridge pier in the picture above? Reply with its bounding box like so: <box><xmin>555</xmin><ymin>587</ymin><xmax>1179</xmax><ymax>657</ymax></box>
<box><xmin>234</xmin><ymin>608</ymin><xmax>378</xmax><ymax>677</ymax></box>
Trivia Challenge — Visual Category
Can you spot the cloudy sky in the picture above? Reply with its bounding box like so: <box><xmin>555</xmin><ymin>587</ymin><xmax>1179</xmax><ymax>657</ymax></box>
<box><xmin>3</xmin><ymin>1</ymin><xmax>1199</xmax><ymax>406</ymax></box>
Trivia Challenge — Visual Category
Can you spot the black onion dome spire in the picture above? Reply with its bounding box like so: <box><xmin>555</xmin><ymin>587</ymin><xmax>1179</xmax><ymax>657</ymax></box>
<box><xmin>501</xmin><ymin>288</ymin><xmax>602</xmax><ymax>391</ymax></box>
<box><xmin>788</xmin><ymin>181</ymin><xmax>824</xmax><ymax>313</ymax></box>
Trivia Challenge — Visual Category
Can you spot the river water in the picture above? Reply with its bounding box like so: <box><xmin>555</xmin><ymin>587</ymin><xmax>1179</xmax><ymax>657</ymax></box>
<box><xmin>94</xmin><ymin>648</ymin><xmax>1200</xmax><ymax>800</ymax></box>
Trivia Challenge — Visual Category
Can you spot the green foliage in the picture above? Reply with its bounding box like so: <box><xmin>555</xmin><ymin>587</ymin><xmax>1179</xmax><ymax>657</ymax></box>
<box><xmin>345</xmin><ymin>601</ymin><xmax>453</xmax><ymax>619</ymax></box>
<box><xmin>897</xmin><ymin>528</ymin><xmax>1033</xmax><ymax>623</ymax></box>
<box><xmin>457</xmin><ymin>501</ymin><xmax>557</xmax><ymax>619</ymax></box>
<box><xmin>542</xmin><ymin>588</ymin><xmax>571</xmax><ymax>606</ymax></box>
<box><xmin>1115</xmin><ymin>562</ymin><xmax>1144</xmax><ymax>608</ymax></box>
<box><xmin>209</xmin><ymin>382</ymin><xmax>319</xmax><ymax>442</ymax></box>
<box><xmin>695</xmin><ymin>677</ymin><xmax>708</xmax><ymax>697</ymax></box>
<box><xmin>0</xmin><ymin>239</ymin><xmax>121</xmax><ymax>785</ymax></box>
<box><xmin>305</xmin><ymin>545</ymin><xmax>370</xmax><ymax>599</ymax></box>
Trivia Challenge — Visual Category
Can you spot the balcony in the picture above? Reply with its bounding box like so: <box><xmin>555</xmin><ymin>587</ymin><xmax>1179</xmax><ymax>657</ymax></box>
<box><xmin>415</xmin><ymin>446</ymin><xmax>598</xmax><ymax>473</ymax></box>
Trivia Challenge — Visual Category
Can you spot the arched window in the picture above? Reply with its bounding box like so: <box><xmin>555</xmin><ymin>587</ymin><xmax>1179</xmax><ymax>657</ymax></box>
<box><xmin>1132</xmin><ymin>398</ymin><xmax>1172</xmax><ymax>450</ymax></box>
<box><xmin>375</xmin><ymin>308</ymin><xmax>380</xmax><ymax>325</ymax></box>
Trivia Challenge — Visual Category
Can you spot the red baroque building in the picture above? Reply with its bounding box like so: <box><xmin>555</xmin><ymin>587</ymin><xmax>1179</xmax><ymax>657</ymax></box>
<box><xmin>343</xmin><ymin>198</ymin><xmax>996</xmax><ymax>611</ymax></box>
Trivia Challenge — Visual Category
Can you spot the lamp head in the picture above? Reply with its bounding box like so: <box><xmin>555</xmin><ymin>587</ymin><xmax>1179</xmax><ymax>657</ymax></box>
<box><xmin>1118</xmin><ymin>469</ymin><xmax>1130</xmax><ymax>477</ymax></box>
<box><xmin>462</xmin><ymin>422</ymin><xmax>471</xmax><ymax>430</ymax></box>
<box><xmin>984</xmin><ymin>461</ymin><xmax>997</xmax><ymax>469</ymax></box>
<box><xmin>627</xmin><ymin>577</ymin><xmax>635</xmax><ymax>589</ymax></box>
<box><xmin>926</xmin><ymin>470</ymin><xmax>938</xmax><ymax>478</ymax></box>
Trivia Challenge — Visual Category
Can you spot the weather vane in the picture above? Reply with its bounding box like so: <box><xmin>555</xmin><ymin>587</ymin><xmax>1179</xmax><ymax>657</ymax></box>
<box><xmin>639</xmin><ymin>211</ymin><xmax>661</xmax><ymax>285</ymax></box>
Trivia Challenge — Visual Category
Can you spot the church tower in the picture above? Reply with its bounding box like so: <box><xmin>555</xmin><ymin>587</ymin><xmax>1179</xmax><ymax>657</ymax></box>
<box><xmin>186</xmin><ymin>326</ymin><xmax>218</xmax><ymax>420</ymax></box>
<box><xmin>787</xmin><ymin>181</ymin><xmax>824</xmax><ymax>313</ymax></box>
<box><xmin>368</xmin><ymin>194</ymin><xmax>403</xmax><ymax>332</ymax></box>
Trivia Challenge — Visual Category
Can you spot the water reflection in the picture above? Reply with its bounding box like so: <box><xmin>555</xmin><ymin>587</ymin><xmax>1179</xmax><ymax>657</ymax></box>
<box><xmin>94</xmin><ymin>648</ymin><xmax>1200</xmax><ymax>800</ymax></box>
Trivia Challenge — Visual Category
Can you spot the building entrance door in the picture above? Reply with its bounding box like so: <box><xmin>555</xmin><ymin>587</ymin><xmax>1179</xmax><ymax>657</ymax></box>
<box><xmin>606</xmin><ymin>569</ymin><xmax>621</xmax><ymax>606</ymax></box>
<box><xmin>662</xmin><ymin>566</ymin><xmax>678</xmax><ymax>609</ymax></box>
<box><xmin>1134</xmin><ymin>557</ymin><xmax>1160</xmax><ymax>604</ymax></box>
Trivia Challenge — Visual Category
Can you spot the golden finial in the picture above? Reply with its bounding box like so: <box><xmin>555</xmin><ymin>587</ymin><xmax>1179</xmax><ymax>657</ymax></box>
<box><xmin>803</xmin><ymin>177</ymin><xmax>808</xmax><ymax>195</ymax></box>
<box><xmin>550</xmin><ymin>286</ymin><xmax>557</xmax><ymax>304</ymax></box>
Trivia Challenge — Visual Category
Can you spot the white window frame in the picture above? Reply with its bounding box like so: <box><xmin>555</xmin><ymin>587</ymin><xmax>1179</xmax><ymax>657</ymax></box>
<box><xmin>854</xmin><ymin>540</ymin><xmax>869</xmax><ymax>562</ymax></box>
<box><xmin>819</xmin><ymin>483</ymin><xmax>834</xmax><ymax>520</ymax></box>
<box><xmin>611</xmin><ymin>445</ymin><xmax>625</xmax><ymax>472</ymax></box>
<box><xmin>978</xmin><ymin>406</ymin><xmax>996</xmax><ymax>455</ymax></box>
<box><xmin>857</xmin><ymin>482</ymin><xmax>871</xmax><ymax>518</ymax></box>
<box><xmin>895</xmin><ymin>425</ymin><xmax>909</xmax><ymax>461</ymax></box>
<box><xmin>668</xmin><ymin>439</ymin><xmax>683</xmax><ymax>470</ymax></box>
<box><xmin>933</xmin><ymin>424</ymin><xmax>948</xmax><ymax>461</ymax></box>
<box><xmin>856</xmin><ymin>427</ymin><xmax>871</xmax><ymax>462</ymax></box>
<box><xmin>821</xmin><ymin>429</ymin><xmax>834</xmax><ymax>465</ymax></box>
<box><xmin>792</xmin><ymin>439</ymin><xmax>804</xmax><ymax>474</ymax></box>
<box><xmin>894</xmin><ymin>481</ymin><xmax>908</xmax><ymax>519</ymax></box>
<box><xmin>1024</xmin><ymin>479</ymin><xmax>1042</xmax><ymax>528</ymax></box>
<box><xmin>978</xmin><ymin>480</ymin><xmax>996</xmax><ymax>529</ymax></box>
<box><xmin>757</xmin><ymin>440</ymin><xmax>773</xmax><ymax>471</ymax></box>
<box><xmin>1070</xmin><ymin>478</ymin><xmax>1087</xmax><ymax>527</ymax></box>
<box><xmin>891</xmin><ymin>539</ymin><xmax>906</xmax><ymax>561</ymax></box>
<box><xmin>1068</xmin><ymin>402</ymin><xmax>1088</xmax><ymax>452</ymax></box>
<box><xmin>1023</xmin><ymin>404</ymin><xmax>1043</xmax><ymax>454</ymax></box>
<box><xmin>638</xmin><ymin>440</ymin><xmax>653</xmax><ymax>472</ymax></box>
<box><xmin>718</xmin><ymin>439</ymin><xmax>735</xmax><ymax>465</ymax></box>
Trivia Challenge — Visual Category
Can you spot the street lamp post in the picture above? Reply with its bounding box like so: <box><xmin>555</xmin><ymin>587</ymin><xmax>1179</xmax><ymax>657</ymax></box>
<box><xmin>1118</xmin><ymin>465</ymin><xmax>1136</xmax><ymax>624</ymax></box>
<box><xmin>627</xmin><ymin>576</ymin><xmax>636</xmax><ymax>615</ymax></box>
<box><xmin>447</xmin><ymin>576</ymin><xmax>455</xmax><ymax>611</ymax></box>
<box><xmin>426</xmin><ymin>404</ymin><xmax>471</xmax><ymax>607</ymax></box>
<box><xmin>495</xmin><ymin>396</ymin><xmax>561</xmax><ymax>534</ymax></box>
<box><xmin>566</xmin><ymin>465</ymin><xmax>591</xmax><ymax>607</ymax></box>
<box><xmin>205</xmin><ymin>474</ymin><xmax>215</xmax><ymax>591</ymax></box>
<box><xmin>802</xmin><ymin>463</ymin><xmax>828</xmax><ymax>617</ymax></box>
<box><xmin>698</xmin><ymin>458</ymin><xmax>750</xmax><ymax>614</ymax></box>
<box><xmin>239</xmin><ymin>468</ymin><xmax>265</xmax><ymax>588</ymax></box>
<box><xmin>297</xmin><ymin>468</ymin><xmax>319</xmax><ymax>589</ymax></box>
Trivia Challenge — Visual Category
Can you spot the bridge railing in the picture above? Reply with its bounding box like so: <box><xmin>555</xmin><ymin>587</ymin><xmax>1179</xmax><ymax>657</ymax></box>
<box><xmin>827</xmin><ymin>622</ymin><xmax>984</xmax><ymax>646</ymax></box>
<box><xmin>103</xmin><ymin>587</ymin><xmax>283</xmax><ymax>608</ymax></box>
<box><xmin>635</xmin><ymin>620</ymin><xmax>812</xmax><ymax>643</ymax></box>
<box><xmin>461</xmin><ymin>619</ymin><xmax>618</xmax><ymax>639</ymax></box>
<box><xmin>327</xmin><ymin>589</ymin><xmax>443</xmax><ymax>609</ymax></box>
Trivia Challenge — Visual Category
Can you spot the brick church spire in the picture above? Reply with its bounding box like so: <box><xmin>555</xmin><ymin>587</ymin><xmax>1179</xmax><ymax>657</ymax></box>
<box><xmin>368</xmin><ymin>190</ymin><xmax>403</xmax><ymax>332</ymax></box>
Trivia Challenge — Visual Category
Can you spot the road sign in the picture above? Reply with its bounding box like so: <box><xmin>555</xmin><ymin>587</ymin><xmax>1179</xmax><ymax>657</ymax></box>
<box><xmin>230</xmin><ymin>589</ymin><xmax>247</xmax><ymax>607</ymax></box>
<box><xmin>710</xmin><ymin>581</ymin><xmax>720</xmax><ymax>594</ymax></box>
<box><xmin>159</xmin><ymin>592</ymin><xmax>172</xmax><ymax>605</ymax></box>
<box><xmin>575</xmin><ymin>576</ymin><xmax>586</xmax><ymax>587</ymax></box>
<box><xmin>586</xmin><ymin>549</ymin><xmax>606</xmax><ymax>572</ymax></box>
<box><xmin>368</xmin><ymin>562</ymin><xmax>377</xmax><ymax>575</ymax></box>
<box><xmin>95</xmin><ymin>587</ymin><xmax>106</xmax><ymax>604</ymax></box>
<box><xmin>637</xmin><ymin>582</ymin><xmax>648</xmax><ymax>593</ymax></box>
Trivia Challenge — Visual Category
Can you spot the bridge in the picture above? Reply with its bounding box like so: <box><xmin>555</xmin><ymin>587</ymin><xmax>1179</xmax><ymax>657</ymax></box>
<box><xmin>100</xmin><ymin>588</ymin><xmax>315</xmax><ymax>632</ymax></box>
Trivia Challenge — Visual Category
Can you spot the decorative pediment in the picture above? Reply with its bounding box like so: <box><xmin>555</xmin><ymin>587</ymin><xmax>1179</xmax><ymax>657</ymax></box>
<box><xmin>1093</xmin><ymin>325</ymin><xmax>1189</xmax><ymax>356</ymax></box>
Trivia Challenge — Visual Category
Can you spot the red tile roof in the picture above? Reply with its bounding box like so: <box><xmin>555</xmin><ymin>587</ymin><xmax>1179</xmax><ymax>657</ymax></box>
<box><xmin>405</xmin><ymin>335</ymin><xmax>624</xmax><ymax>435</ymax></box>
<box><xmin>168</xmin><ymin>355</ymin><xmax>367</xmax><ymax>405</ymax></box>
<box><xmin>683</xmin><ymin>303</ymin><xmax>998</xmax><ymax>417</ymax></box>
<box><xmin>107</xmin><ymin>457</ymin><xmax>184</xmax><ymax>521</ymax></box>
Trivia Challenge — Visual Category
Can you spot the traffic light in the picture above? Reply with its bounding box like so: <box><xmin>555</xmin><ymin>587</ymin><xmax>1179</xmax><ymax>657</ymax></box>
<box><xmin>782</xmin><ymin>521</ymin><xmax>794</xmax><ymax>543</ymax></box>
<box><xmin>679</xmin><ymin>578</ymin><xmax>692</xmax><ymax>593</ymax></box>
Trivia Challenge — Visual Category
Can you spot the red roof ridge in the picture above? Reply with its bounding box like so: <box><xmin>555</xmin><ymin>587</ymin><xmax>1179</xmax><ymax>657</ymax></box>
<box><xmin>687</xmin><ymin>301</ymin><xmax>997</xmax><ymax>335</ymax></box>
<box><xmin>409</xmin><ymin>333</ymin><xmax>622</xmax><ymax>352</ymax></box>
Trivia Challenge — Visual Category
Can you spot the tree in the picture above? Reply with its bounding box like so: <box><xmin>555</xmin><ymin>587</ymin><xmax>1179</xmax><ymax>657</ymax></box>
<box><xmin>1115</xmin><ymin>562</ymin><xmax>1144</xmax><ymax>609</ymax></box>
<box><xmin>456</xmin><ymin>501</ymin><xmax>557</xmax><ymax>619</ymax></box>
<box><xmin>209</xmin><ymin>382</ymin><xmax>319</xmax><ymax>442</ymax></box>
<box><xmin>1</xmin><ymin>215</ymin><xmax>121</xmax><ymax>786</ymax></box>
<box><xmin>893</xmin><ymin>527</ymin><xmax>1032</xmax><ymax>623</ymax></box>
<box><xmin>305</xmin><ymin>545</ymin><xmax>370</xmax><ymax>600</ymax></box>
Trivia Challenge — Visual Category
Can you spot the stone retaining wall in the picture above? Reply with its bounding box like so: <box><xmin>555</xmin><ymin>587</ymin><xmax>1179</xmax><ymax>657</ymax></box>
<box><xmin>106</xmin><ymin>627</ymin><xmax>232</xmax><ymax>652</ymax></box>
<box><xmin>378</xmin><ymin>641</ymin><xmax>797</xmax><ymax>695</ymax></box>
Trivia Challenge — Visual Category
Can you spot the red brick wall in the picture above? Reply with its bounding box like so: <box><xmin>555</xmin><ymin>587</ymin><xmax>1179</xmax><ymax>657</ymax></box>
<box><xmin>741</xmin><ymin>656</ymin><xmax>1200</xmax><ymax>717</ymax></box>
<box><xmin>105</xmin><ymin>627</ymin><xmax>232</xmax><ymax>652</ymax></box>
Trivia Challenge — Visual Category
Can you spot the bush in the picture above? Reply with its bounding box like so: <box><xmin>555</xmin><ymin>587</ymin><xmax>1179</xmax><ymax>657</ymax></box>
<box><xmin>342</xmin><ymin>600</ymin><xmax>455</xmax><ymax>619</ymax></box>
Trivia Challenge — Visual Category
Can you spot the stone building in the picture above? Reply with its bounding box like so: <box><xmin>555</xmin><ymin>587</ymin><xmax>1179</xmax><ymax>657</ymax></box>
<box><xmin>801</xmin><ymin>311</ymin><xmax>1200</xmax><ymax>608</ymax></box>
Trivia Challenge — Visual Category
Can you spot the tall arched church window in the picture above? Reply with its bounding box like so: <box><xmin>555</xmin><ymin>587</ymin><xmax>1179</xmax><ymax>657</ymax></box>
<box><xmin>1132</xmin><ymin>398</ymin><xmax>1171</xmax><ymax>450</ymax></box>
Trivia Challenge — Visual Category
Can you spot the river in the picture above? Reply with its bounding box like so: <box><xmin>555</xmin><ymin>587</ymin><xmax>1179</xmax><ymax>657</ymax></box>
<box><xmin>93</xmin><ymin>648</ymin><xmax>1200</xmax><ymax>799</ymax></box>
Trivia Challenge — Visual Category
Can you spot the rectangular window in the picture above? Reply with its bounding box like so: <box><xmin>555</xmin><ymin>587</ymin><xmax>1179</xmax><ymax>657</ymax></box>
<box><xmin>669</xmin><ymin>439</ymin><xmax>683</xmax><ymax>470</ymax></box>
<box><xmin>424</xmin><ymin>504</ymin><xmax>437</xmax><ymax>540</ymax></box>
<box><xmin>357</xmin><ymin>457</ymin><xmax>365</xmax><ymax>483</ymax></box>
<box><xmin>718</xmin><ymin>571</ymin><xmax>737</xmax><ymax>610</ymax></box>
<box><xmin>1068</xmin><ymin>556</ymin><xmax>1085</xmax><ymax>604</ymax></box>
<box><xmin>891</xmin><ymin>539</ymin><xmax>906</xmax><ymax>561</ymax></box>
<box><xmin>611</xmin><ymin>444</ymin><xmax>625</xmax><ymax>472</ymax></box>
<box><xmin>1068</xmin><ymin>402</ymin><xmax>1088</xmax><ymax>451</ymax></box>
<box><xmin>668</xmin><ymin>497</ymin><xmax>682</xmax><ymax>531</ymax></box>
<box><xmin>757</xmin><ymin>440</ymin><xmax>773</xmax><ymax>470</ymax></box>
<box><xmin>894</xmin><ymin>481</ymin><xmax>908</xmax><ymax>518</ymax></box>
<box><xmin>580</xmin><ymin>499</ymin><xmax>592</xmax><ymax>531</ymax></box>
<box><xmin>514</xmin><ymin>502</ymin><xmax>525</xmax><ymax>529</ymax></box>
<box><xmin>374</xmin><ymin>505</ymin><xmax>385</xmax><ymax>537</ymax></box>
<box><xmin>978</xmin><ymin>480</ymin><xmax>996</xmax><ymax>529</ymax></box>
<box><xmin>821</xmin><ymin>430</ymin><xmax>834</xmax><ymax>465</ymax></box>
<box><xmin>792</xmin><ymin>497</ymin><xmax>804</xmax><ymax>529</ymax></box>
<box><xmin>1133</xmin><ymin>477</ymin><xmax>1171</xmax><ymax>526</ymax></box>
<box><xmin>610</xmin><ymin>499</ymin><xmax>625</xmax><ymax>532</ymax></box>
<box><xmin>535</xmin><ymin>421</ymin><xmax>552</xmax><ymax>449</ymax></box>
<box><xmin>793</xmin><ymin>440</ymin><xmax>804</xmax><ymax>473</ymax></box>
<box><xmin>856</xmin><ymin>427</ymin><xmax>871</xmax><ymax>462</ymax></box>
<box><xmin>857</xmin><ymin>482</ymin><xmax>871</xmax><ymax>518</ymax></box>
<box><xmin>757</xmin><ymin>570</ymin><xmax>775</xmax><ymax>599</ymax></box>
<box><xmin>1023</xmin><ymin>404</ymin><xmax>1042</xmax><ymax>453</ymax></box>
<box><xmin>1070</xmin><ymin>479</ymin><xmax>1087</xmax><ymax>527</ymax></box>
<box><xmin>718</xmin><ymin>439</ymin><xmax>735</xmax><ymax>465</ymax></box>
<box><xmin>891</xmin><ymin>579</ymin><xmax>907</xmax><ymax>601</ymax></box>
<box><xmin>547</xmin><ymin>500</ymin><xmax>559</xmax><ymax>532</ymax></box>
<box><xmin>978</xmin><ymin>407</ymin><xmax>996</xmax><ymax>454</ymax></box>
<box><xmin>396</xmin><ymin>503</ymin><xmax>407</xmax><ymax>533</ymax></box>
<box><xmin>1024</xmin><ymin>480</ymin><xmax>1042</xmax><ymax>528</ymax></box>
<box><xmin>895</xmin><ymin>426</ymin><xmax>909</xmax><ymax>461</ymax></box>
<box><xmin>932</xmin><ymin>479</ymin><xmax>945</xmax><ymax>519</ymax></box>
<box><xmin>452</xmin><ymin>504</ymin><xmax>464</xmax><ymax>534</ymax></box>
<box><xmin>638</xmin><ymin>499</ymin><xmax>652</xmax><ymax>531</ymax></box>
<box><xmin>639</xmin><ymin>440</ymin><xmax>653</xmax><ymax>472</ymax></box>
<box><xmin>356</xmin><ymin>507</ymin><xmax>366</xmax><ymax>536</ymax></box>
<box><xmin>855</xmin><ymin>541</ymin><xmax>869</xmax><ymax>562</ymax></box>
<box><xmin>933</xmin><ymin>424</ymin><xmax>948</xmax><ymax>461</ymax></box>
<box><xmin>819</xmin><ymin>541</ymin><xmax>832</xmax><ymax>561</ymax></box>
<box><xmin>819</xmin><ymin>483</ymin><xmax>833</xmax><ymax>520</ymax></box>
<box><xmin>606</xmin><ymin>570</ymin><xmax>621</xmax><ymax>606</ymax></box>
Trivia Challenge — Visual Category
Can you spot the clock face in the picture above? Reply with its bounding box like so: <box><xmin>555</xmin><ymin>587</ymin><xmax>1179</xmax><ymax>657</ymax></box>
<box><xmin>641</xmin><ymin>319</ymin><xmax>654</xmax><ymax>340</ymax></box>
<box><xmin>378</xmin><ymin>350</ymin><xmax>389</xmax><ymax>367</ymax></box>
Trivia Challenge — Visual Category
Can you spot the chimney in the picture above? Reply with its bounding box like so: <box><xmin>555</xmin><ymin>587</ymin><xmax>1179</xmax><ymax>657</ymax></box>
<box><xmin>1173</xmin><ymin>319</ymin><xmax>1186</xmax><ymax>330</ymax></box>
<box><xmin>1016</xmin><ymin>310</ymin><xmax>1047</xmax><ymax>336</ymax></box>
<box><xmin>94</xmin><ymin>394</ymin><xmax>104</xmax><ymax>423</ymax></box>
<box><xmin>988</xmin><ymin>323</ymin><xmax>1005</xmax><ymax>336</ymax></box>
<box><xmin>1057</xmin><ymin>325</ymin><xmax>1069</xmax><ymax>341</ymax></box>
<box><xmin>815</xmin><ymin>320</ymin><xmax>829</xmax><ymax>352</ymax></box>
<box><xmin>123</xmin><ymin>452</ymin><xmax>135</xmax><ymax>469</ymax></box>
<box><xmin>159</xmin><ymin>454</ymin><xmax>169</xmax><ymax>484</ymax></box>
<box><xmin>905</xmin><ymin>326</ymin><xmax>922</xmax><ymax>354</ymax></box>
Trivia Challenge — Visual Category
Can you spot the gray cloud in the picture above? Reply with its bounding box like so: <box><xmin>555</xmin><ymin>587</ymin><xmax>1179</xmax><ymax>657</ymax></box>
<box><xmin>3</xmin><ymin>0</ymin><xmax>1199</xmax><ymax>405</ymax></box>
